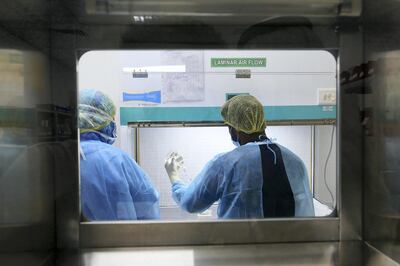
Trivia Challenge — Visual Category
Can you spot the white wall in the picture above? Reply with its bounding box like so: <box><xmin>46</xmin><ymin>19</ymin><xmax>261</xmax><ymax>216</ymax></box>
<box><xmin>78</xmin><ymin>50</ymin><xmax>337</xmax><ymax>150</ymax></box>
<box><xmin>114</xmin><ymin>50</ymin><xmax>336</xmax><ymax>107</ymax></box>
<box><xmin>314</xmin><ymin>125</ymin><xmax>337</xmax><ymax>208</ymax></box>
<box><xmin>137</xmin><ymin>126</ymin><xmax>313</xmax><ymax>207</ymax></box>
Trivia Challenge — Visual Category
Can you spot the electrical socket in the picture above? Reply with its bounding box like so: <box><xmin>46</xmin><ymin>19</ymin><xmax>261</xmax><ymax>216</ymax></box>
<box><xmin>318</xmin><ymin>88</ymin><xmax>336</xmax><ymax>105</ymax></box>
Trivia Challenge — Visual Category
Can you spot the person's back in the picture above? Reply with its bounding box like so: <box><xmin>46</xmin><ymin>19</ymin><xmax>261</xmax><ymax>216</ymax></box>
<box><xmin>173</xmin><ymin>141</ymin><xmax>313</xmax><ymax>219</ymax></box>
<box><xmin>218</xmin><ymin>143</ymin><xmax>313</xmax><ymax>218</ymax></box>
<box><xmin>79</xmin><ymin>89</ymin><xmax>159</xmax><ymax>221</ymax></box>
<box><xmin>165</xmin><ymin>95</ymin><xmax>314</xmax><ymax>219</ymax></box>
<box><xmin>80</xmin><ymin>138</ymin><xmax>159</xmax><ymax>220</ymax></box>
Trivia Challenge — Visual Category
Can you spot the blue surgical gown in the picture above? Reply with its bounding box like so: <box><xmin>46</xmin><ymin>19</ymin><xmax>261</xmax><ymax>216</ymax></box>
<box><xmin>172</xmin><ymin>141</ymin><xmax>314</xmax><ymax>219</ymax></box>
<box><xmin>80</xmin><ymin>137</ymin><xmax>160</xmax><ymax>221</ymax></box>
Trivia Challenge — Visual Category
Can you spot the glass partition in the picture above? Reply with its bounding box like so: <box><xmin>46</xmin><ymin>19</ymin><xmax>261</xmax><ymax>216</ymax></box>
<box><xmin>78</xmin><ymin>49</ymin><xmax>337</xmax><ymax>222</ymax></box>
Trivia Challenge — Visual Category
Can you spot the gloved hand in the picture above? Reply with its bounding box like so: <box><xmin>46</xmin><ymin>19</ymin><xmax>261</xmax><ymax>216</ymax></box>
<box><xmin>165</xmin><ymin>152</ymin><xmax>184</xmax><ymax>184</ymax></box>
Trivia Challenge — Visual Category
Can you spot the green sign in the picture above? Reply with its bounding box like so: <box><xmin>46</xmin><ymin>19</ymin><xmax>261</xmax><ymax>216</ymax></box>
<box><xmin>211</xmin><ymin>57</ymin><xmax>266</xmax><ymax>67</ymax></box>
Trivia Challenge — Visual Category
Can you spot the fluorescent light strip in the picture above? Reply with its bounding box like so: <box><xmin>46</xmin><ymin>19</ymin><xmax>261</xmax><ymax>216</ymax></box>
<box><xmin>123</xmin><ymin>65</ymin><xmax>186</xmax><ymax>73</ymax></box>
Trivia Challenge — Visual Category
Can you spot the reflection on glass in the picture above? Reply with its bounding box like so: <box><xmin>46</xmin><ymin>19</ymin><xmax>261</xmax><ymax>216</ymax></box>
<box><xmin>78</xmin><ymin>50</ymin><xmax>337</xmax><ymax>221</ymax></box>
<box><xmin>0</xmin><ymin>49</ymin><xmax>74</xmax><ymax>234</ymax></box>
<box><xmin>0</xmin><ymin>50</ymin><xmax>38</xmax><ymax>225</ymax></box>
<box><xmin>0</xmin><ymin>50</ymin><xmax>53</xmax><ymax>242</ymax></box>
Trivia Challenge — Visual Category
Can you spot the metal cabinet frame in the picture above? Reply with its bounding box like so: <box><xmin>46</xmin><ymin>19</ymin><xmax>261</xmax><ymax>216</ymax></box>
<box><xmin>78</xmin><ymin>51</ymin><xmax>356</xmax><ymax>248</ymax></box>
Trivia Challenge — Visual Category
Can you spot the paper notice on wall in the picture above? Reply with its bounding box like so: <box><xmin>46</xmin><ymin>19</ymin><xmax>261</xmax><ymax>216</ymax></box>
<box><xmin>161</xmin><ymin>51</ymin><xmax>205</xmax><ymax>102</ymax></box>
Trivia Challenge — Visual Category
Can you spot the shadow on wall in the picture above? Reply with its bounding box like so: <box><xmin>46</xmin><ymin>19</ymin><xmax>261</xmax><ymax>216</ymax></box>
<box><xmin>120</xmin><ymin>21</ymin><xmax>227</xmax><ymax>48</ymax></box>
<box><xmin>237</xmin><ymin>16</ymin><xmax>324</xmax><ymax>48</ymax></box>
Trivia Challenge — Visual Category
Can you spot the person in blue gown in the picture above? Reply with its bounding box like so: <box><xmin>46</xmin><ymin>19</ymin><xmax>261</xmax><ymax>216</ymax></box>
<box><xmin>165</xmin><ymin>95</ymin><xmax>314</xmax><ymax>219</ymax></box>
<box><xmin>79</xmin><ymin>89</ymin><xmax>159</xmax><ymax>221</ymax></box>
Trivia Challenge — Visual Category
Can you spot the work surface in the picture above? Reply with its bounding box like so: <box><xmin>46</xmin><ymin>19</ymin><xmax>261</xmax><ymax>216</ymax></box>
<box><xmin>1</xmin><ymin>241</ymin><xmax>400</xmax><ymax>266</ymax></box>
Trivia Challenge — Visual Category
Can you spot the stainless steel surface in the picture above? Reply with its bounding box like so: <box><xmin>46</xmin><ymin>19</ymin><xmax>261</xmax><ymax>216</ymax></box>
<box><xmin>128</xmin><ymin>119</ymin><xmax>337</xmax><ymax>128</ymax></box>
<box><xmin>76</xmin><ymin>241</ymin><xmax>398</xmax><ymax>266</ymax></box>
<box><xmin>80</xmin><ymin>242</ymin><xmax>341</xmax><ymax>266</ymax></box>
<box><xmin>0</xmin><ymin>0</ymin><xmax>383</xmax><ymax>263</ymax></box>
<box><xmin>366</xmin><ymin>241</ymin><xmax>400</xmax><ymax>265</ymax></box>
<box><xmin>362</xmin><ymin>0</ymin><xmax>400</xmax><ymax>264</ymax></box>
<box><xmin>54</xmin><ymin>140</ymin><xmax>80</xmax><ymax>249</ymax></box>
<box><xmin>364</xmin><ymin>242</ymin><xmax>400</xmax><ymax>266</ymax></box>
<box><xmin>338</xmin><ymin>31</ymin><xmax>363</xmax><ymax>241</ymax></box>
<box><xmin>80</xmin><ymin>218</ymin><xmax>339</xmax><ymax>248</ymax></box>
<box><xmin>363</xmin><ymin>37</ymin><xmax>400</xmax><ymax>240</ymax></box>
<box><xmin>50</xmin><ymin>11</ymin><xmax>81</xmax><ymax>250</ymax></box>
<box><xmin>82</xmin><ymin>0</ymin><xmax>343</xmax><ymax>26</ymax></box>
<box><xmin>0</xmin><ymin>241</ymin><xmax>398</xmax><ymax>266</ymax></box>
<box><xmin>50</xmin><ymin>31</ymin><xmax>80</xmax><ymax>251</ymax></box>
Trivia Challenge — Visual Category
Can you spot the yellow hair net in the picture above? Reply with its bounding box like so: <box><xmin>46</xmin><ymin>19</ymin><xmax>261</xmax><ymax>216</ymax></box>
<box><xmin>79</xmin><ymin>89</ymin><xmax>116</xmax><ymax>133</ymax></box>
<box><xmin>221</xmin><ymin>95</ymin><xmax>266</xmax><ymax>134</ymax></box>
